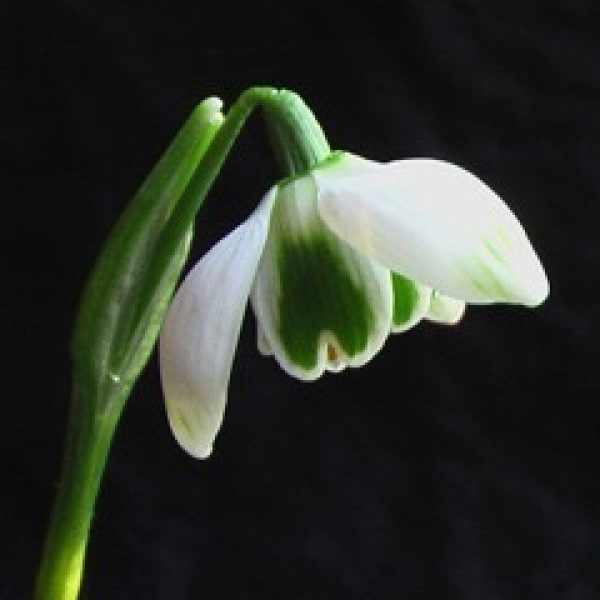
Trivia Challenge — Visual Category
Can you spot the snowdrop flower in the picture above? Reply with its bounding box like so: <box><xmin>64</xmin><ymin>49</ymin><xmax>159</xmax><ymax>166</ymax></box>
<box><xmin>159</xmin><ymin>151</ymin><xmax>548</xmax><ymax>458</ymax></box>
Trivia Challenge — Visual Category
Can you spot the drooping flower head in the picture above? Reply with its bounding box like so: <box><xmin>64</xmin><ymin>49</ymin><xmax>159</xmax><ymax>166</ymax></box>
<box><xmin>159</xmin><ymin>94</ymin><xmax>548</xmax><ymax>458</ymax></box>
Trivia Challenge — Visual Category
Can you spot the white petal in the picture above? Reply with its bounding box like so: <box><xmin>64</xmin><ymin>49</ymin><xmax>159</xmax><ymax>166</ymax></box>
<box><xmin>256</xmin><ymin>320</ymin><xmax>272</xmax><ymax>356</ymax></box>
<box><xmin>251</xmin><ymin>177</ymin><xmax>393</xmax><ymax>381</ymax></box>
<box><xmin>427</xmin><ymin>291</ymin><xmax>466</xmax><ymax>325</ymax></box>
<box><xmin>159</xmin><ymin>191</ymin><xmax>275</xmax><ymax>458</ymax></box>
<box><xmin>316</xmin><ymin>156</ymin><xmax>549</xmax><ymax>306</ymax></box>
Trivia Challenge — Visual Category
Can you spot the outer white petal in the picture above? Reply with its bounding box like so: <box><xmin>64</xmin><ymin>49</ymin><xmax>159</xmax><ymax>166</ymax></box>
<box><xmin>427</xmin><ymin>291</ymin><xmax>466</xmax><ymax>325</ymax></box>
<box><xmin>316</xmin><ymin>155</ymin><xmax>549</xmax><ymax>306</ymax></box>
<box><xmin>159</xmin><ymin>190</ymin><xmax>275</xmax><ymax>458</ymax></box>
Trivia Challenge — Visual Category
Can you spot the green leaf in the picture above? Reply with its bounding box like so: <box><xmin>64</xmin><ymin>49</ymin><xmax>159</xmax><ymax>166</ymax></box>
<box><xmin>71</xmin><ymin>97</ymin><xmax>224</xmax><ymax>408</ymax></box>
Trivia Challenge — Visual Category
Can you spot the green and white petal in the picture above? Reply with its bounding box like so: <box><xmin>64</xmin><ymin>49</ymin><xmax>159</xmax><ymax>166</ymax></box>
<box><xmin>251</xmin><ymin>176</ymin><xmax>393</xmax><ymax>381</ymax></box>
<box><xmin>256</xmin><ymin>321</ymin><xmax>272</xmax><ymax>357</ymax></box>
<box><xmin>427</xmin><ymin>291</ymin><xmax>466</xmax><ymax>325</ymax></box>
<box><xmin>159</xmin><ymin>191</ymin><xmax>275</xmax><ymax>458</ymax></box>
<box><xmin>390</xmin><ymin>272</ymin><xmax>431</xmax><ymax>333</ymax></box>
<box><xmin>316</xmin><ymin>155</ymin><xmax>549</xmax><ymax>307</ymax></box>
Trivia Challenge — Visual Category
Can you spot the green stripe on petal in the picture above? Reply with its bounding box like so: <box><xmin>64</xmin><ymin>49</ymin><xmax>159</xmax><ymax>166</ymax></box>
<box><xmin>251</xmin><ymin>177</ymin><xmax>393</xmax><ymax>380</ymax></box>
<box><xmin>390</xmin><ymin>272</ymin><xmax>431</xmax><ymax>333</ymax></box>
<box><xmin>278</xmin><ymin>234</ymin><xmax>374</xmax><ymax>369</ymax></box>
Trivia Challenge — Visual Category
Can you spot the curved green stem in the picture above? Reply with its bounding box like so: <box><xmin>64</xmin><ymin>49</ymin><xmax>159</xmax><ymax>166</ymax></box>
<box><xmin>154</xmin><ymin>87</ymin><xmax>330</xmax><ymax>281</ymax></box>
<box><xmin>35</xmin><ymin>85</ymin><xmax>330</xmax><ymax>599</ymax></box>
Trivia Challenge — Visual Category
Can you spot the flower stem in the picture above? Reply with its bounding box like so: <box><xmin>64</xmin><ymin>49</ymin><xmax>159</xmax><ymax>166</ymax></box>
<box><xmin>155</xmin><ymin>86</ymin><xmax>331</xmax><ymax>275</ymax></box>
<box><xmin>35</xmin><ymin>383</ymin><xmax>127</xmax><ymax>600</ymax></box>
<box><xmin>35</xmin><ymin>86</ymin><xmax>330</xmax><ymax>599</ymax></box>
<box><xmin>261</xmin><ymin>89</ymin><xmax>331</xmax><ymax>175</ymax></box>
<box><xmin>35</xmin><ymin>98</ymin><xmax>223</xmax><ymax>600</ymax></box>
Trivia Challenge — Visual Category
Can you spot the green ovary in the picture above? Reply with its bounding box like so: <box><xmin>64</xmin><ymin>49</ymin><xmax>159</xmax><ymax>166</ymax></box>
<box><xmin>277</xmin><ymin>234</ymin><xmax>375</xmax><ymax>371</ymax></box>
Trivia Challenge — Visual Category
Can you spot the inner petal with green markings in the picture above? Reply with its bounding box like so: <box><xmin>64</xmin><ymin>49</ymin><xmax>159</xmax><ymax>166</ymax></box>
<box><xmin>251</xmin><ymin>176</ymin><xmax>393</xmax><ymax>380</ymax></box>
<box><xmin>390</xmin><ymin>272</ymin><xmax>431</xmax><ymax>332</ymax></box>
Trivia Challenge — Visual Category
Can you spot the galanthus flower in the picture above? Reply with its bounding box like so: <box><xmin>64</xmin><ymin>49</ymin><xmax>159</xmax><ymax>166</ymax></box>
<box><xmin>38</xmin><ymin>86</ymin><xmax>548</xmax><ymax>600</ymax></box>
<box><xmin>159</xmin><ymin>150</ymin><xmax>548</xmax><ymax>458</ymax></box>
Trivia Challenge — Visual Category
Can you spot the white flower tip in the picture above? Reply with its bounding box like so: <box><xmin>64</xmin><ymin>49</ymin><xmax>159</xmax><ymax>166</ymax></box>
<box><xmin>175</xmin><ymin>435</ymin><xmax>214</xmax><ymax>460</ymax></box>
<box><xmin>469</xmin><ymin>246</ymin><xmax>550</xmax><ymax>308</ymax></box>
<box><xmin>427</xmin><ymin>292</ymin><xmax>466</xmax><ymax>325</ymax></box>
<box><xmin>197</xmin><ymin>96</ymin><xmax>225</xmax><ymax>124</ymax></box>
<box><xmin>164</xmin><ymin>396</ymin><xmax>218</xmax><ymax>459</ymax></box>
<box><xmin>187</xmin><ymin>442</ymin><xmax>213</xmax><ymax>460</ymax></box>
<box><xmin>488</xmin><ymin>231</ymin><xmax>549</xmax><ymax>308</ymax></box>
<box><xmin>518</xmin><ymin>260</ymin><xmax>550</xmax><ymax>308</ymax></box>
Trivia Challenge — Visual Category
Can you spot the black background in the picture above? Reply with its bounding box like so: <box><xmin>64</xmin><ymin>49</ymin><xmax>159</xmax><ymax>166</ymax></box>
<box><xmin>4</xmin><ymin>1</ymin><xmax>600</xmax><ymax>598</ymax></box>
